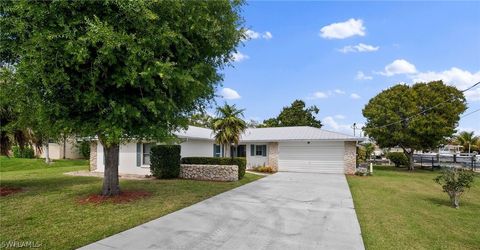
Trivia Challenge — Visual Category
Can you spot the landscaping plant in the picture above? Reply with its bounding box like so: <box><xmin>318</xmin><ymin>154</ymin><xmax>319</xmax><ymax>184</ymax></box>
<box><xmin>434</xmin><ymin>168</ymin><xmax>475</xmax><ymax>208</ymax></box>
<box><xmin>386</xmin><ymin>152</ymin><xmax>409</xmax><ymax>168</ymax></box>
<box><xmin>150</xmin><ymin>145</ymin><xmax>181</xmax><ymax>179</ymax></box>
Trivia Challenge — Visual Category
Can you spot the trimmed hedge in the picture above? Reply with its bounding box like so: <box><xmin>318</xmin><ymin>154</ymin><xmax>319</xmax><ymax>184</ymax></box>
<box><xmin>150</xmin><ymin>145</ymin><xmax>181</xmax><ymax>179</ymax></box>
<box><xmin>181</xmin><ymin>157</ymin><xmax>246</xmax><ymax>180</ymax></box>
<box><xmin>13</xmin><ymin>146</ymin><xmax>35</xmax><ymax>158</ymax></box>
<box><xmin>386</xmin><ymin>152</ymin><xmax>409</xmax><ymax>167</ymax></box>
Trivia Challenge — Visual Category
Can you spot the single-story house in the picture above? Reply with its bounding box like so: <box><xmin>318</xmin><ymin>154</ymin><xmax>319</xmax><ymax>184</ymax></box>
<box><xmin>36</xmin><ymin>137</ymin><xmax>83</xmax><ymax>160</ymax></box>
<box><xmin>90</xmin><ymin>126</ymin><xmax>364</xmax><ymax>175</ymax></box>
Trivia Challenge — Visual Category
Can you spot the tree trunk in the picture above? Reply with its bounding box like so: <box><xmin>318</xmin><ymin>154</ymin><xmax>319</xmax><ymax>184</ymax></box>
<box><xmin>102</xmin><ymin>143</ymin><xmax>120</xmax><ymax>196</ymax></box>
<box><xmin>223</xmin><ymin>144</ymin><xmax>230</xmax><ymax>158</ymax></box>
<box><xmin>45</xmin><ymin>140</ymin><xmax>51</xmax><ymax>164</ymax></box>
<box><xmin>449</xmin><ymin>192</ymin><xmax>460</xmax><ymax>209</ymax></box>
<box><xmin>403</xmin><ymin>149</ymin><xmax>414</xmax><ymax>171</ymax></box>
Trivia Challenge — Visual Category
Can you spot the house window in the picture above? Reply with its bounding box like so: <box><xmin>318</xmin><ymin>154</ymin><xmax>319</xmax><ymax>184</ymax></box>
<box><xmin>214</xmin><ymin>144</ymin><xmax>222</xmax><ymax>157</ymax></box>
<box><xmin>251</xmin><ymin>145</ymin><xmax>267</xmax><ymax>156</ymax></box>
<box><xmin>143</xmin><ymin>143</ymin><xmax>155</xmax><ymax>165</ymax></box>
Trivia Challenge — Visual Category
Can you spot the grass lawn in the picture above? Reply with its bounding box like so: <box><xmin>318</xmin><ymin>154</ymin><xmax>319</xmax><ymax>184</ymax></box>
<box><xmin>0</xmin><ymin>157</ymin><xmax>262</xmax><ymax>249</ymax></box>
<box><xmin>347</xmin><ymin>166</ymin><xmax>480</xmax><ymax>250</ymax></box>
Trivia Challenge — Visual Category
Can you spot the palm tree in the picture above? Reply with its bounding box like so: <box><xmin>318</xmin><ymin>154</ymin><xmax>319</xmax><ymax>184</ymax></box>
<box><xmin>455</xmin><ymin>131</ymin><xmax>479</xmax><ymax>154</ymax></box>
<box><xmin>212</xmin><ymin>104</ymin><xmax>247</xmax><ymax>158</ymax></box>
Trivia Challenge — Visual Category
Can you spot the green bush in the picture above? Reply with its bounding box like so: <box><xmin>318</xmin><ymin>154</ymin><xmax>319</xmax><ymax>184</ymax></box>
<box><xmin>181</xmin><ymin>157</ymin><xmax>246</xmax><ymax>180</ymax></box>
<box><xmin>12</xmin><ymin>146</ymin><xmax>35</xmax><ymax>158</ymax></box>
<box><xmin>150</xmin><ymin>145</ymin><xmax>181</xmax><ymax>179</ymax></box>
<box><xmin>434</xmin><ymin>168</ymin><xmax>475</xmax><ymax>208</ymax></box>
<box><xmin>77</xmin><ymin>141</ymin><xmax>90</xmax><ymax>158</ymax></box>
<box><xmin>386</xmin><ymin>152</ymin><xmax>409</xmax><ymax>167</ymax></box>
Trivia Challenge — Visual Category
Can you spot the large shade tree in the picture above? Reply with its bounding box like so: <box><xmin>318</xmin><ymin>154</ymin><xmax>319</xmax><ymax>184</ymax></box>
<box><xmin>212</xmin><ymin>104</ymin><xmax>247</xmax><ymax>158</ymax></box>
<box><xmin>1</xmin><ymin>0</ymin><xmax>245</xmax><ymax>195</ymax></box>
<box><xmin>363</xmin><ymin>81</ymin><xmax>467</xmax><ymax>170</ymax></box>
<box><xmin>262</xmin><ymin>100</ymin><xmax>322</xmax><ymax>128</ymax></box>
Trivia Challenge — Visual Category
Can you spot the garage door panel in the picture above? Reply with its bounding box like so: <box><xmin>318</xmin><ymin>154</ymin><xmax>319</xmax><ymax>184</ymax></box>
<box><xmin>279</xmin><ymin>141</ymin><xmax>345</xmax><ymax>173</ymax></box>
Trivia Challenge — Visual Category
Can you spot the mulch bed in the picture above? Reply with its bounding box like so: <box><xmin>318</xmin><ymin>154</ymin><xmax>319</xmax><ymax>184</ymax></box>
<box><xmin>77</xmin><ymin>191</ymin><xmax>152</xmax><ymax>204</ymax></box>
<box><xmin>0</xmin><ymin>187</ymin><xmax>24</xmax><ymax>197</ymax></box>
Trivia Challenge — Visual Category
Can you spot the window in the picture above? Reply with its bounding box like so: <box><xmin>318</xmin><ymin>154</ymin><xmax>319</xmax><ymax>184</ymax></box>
<box><xmin>251</xmin><ymin>145</ymin><xmax>267</xmax><ymax>156</ymax></box>
<box><xmin>143</xmin><ymin>143</ymin><xmax>155</xmax><ymax>165</ymax></box>
<box><xmin>214</xmin><ymin>144</ymin><xmax>222</xmax><ymax>157</ymax></box>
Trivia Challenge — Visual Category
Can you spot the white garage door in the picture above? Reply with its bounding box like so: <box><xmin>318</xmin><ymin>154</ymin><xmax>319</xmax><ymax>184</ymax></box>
<box><xmin>278</xmin><ymin>141</ymin><xmax>345</xmax><ymax>173</ymax></box>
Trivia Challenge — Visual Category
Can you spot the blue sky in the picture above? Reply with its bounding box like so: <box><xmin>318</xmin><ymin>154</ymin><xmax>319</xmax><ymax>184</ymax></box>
<box><xmin>214</xmin><ymin>1</ymin><xmax>480</xmax><ymax>136</ymax></box>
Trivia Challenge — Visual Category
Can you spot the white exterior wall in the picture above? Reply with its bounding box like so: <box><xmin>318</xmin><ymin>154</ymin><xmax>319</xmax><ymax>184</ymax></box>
<box><xmin>245</xmin><ymin>142</ymin><xmax>270</xmax><ymax>169</ymax></box>
<box><xmin>95</xmin><ymin>139</ymin><xmax>215</xmax><ymax>175</ymax></box>
<box><xmin>40</xmin><ymin>139</ymin><xmax>82</xmax><ymax>160</ymax></box>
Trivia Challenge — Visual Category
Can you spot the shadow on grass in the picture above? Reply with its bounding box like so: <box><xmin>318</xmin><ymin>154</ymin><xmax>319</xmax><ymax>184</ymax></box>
<box><xmin>425</xmin><ymin>196</ymin><xmax>480</xmax><ymax>209</ymax></box>
<box><xmin>0</xmin><ymin>175</ymin><xmax>100</xmax><ymax>192</ymax></box>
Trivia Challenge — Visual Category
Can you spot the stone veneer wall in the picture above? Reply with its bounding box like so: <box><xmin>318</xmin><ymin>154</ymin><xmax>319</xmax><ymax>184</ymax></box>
<box><xmin>344</xmin><ymin>141</ymin><xmax>357</xmax><ymax>175</ymax></box>
<box><xmin>179</xmin><ymin>164</ymin><xmax>238</xmax><ymax>182</ymax></box>
<box><xmin>268</xmin><ymin>142</ymin><xmax>279</xmax><ymax>171</ymax></box>
<box><xmin>89</xmin><ymin>141</ymin><xmax>97</xmax><ymax>171</ymax></box>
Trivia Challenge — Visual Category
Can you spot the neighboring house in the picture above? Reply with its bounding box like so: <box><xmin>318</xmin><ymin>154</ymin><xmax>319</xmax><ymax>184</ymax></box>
<box><xmin>90</xmin><ymin>126</ymin><xmax>364</xmax><ymax>175</ymax></box>
<box><xmin>36</xmin><ymin>137</ymin><xmax>83</xmax><ymax>160</ymax></box>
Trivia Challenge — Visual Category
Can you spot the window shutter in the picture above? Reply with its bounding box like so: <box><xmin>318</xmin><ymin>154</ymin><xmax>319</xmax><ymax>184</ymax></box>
<box><xmin>251</xmin><ymin>145</ymin><xmax>255</xmax><ymax>156</ymax></box>
<box><xmin>213</xmin><ymin>144</ymin><xmax>216</xmax><ymax>157</ymax></box>
<box><xmin>262</xmin><ymin>145</ymin><xmax>267</xmax><ymax>157</ymax></box>
<box><xmin>136</xmin><ymin>143</ymin><xmax>141</xmax><ymax>166</ymax></box>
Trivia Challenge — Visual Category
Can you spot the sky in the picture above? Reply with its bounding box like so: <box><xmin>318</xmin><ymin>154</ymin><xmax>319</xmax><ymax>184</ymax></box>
<box><xmin>214</xmin><ymin>1</ymin><xmax>480</xmax><ymax>136</ymax></box>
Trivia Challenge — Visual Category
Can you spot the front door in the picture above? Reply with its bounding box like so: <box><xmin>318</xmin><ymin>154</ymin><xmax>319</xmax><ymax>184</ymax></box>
<box><xmin>231</xmin><ymin>145</ymin><xmax>246</xmax><ymax>157</ymax></box>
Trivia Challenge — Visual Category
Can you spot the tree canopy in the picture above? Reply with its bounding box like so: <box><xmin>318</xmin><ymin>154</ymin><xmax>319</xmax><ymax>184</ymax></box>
<box><xmin>363</xmin><ymin>81</ymin><xmax>467</xmax><ymax>170</ymax></box>
<box><xmin>454</xmin><ymin>131</ymin><xmax>479</xmax><ymax>153</ymax></box>
<box><xmin>1</xmin><ymin>0</ymin><xmax>245</xmax><ymax>195</ymax></box>
<box><xmin>262</xmin><ymin>100</ymin><xmax>322</xmax><ymax>128</ymax></box>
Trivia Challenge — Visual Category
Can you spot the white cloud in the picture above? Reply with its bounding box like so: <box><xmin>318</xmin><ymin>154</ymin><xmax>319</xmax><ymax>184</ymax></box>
<box><xmin>231</xmin><ymin>51</ymin><xmax>249</xmax><ymax>62</ymax></box>
<box><xmin>334</xmin><ymin>114</ymin><xmax>346</xmax><ymax>119</ymax></box>
<box><xmin>244</xmin><ymin>29</ymin><xmax>273</xmax><ymax>41</ymax></box>
<box><xmin>412</xmin><ymin>67</ymin><xmax>480</xmax><ymax>101</ymax></box>
<box><xmin>350</xmin><ymin>93</ymin><xmax>361</xmax><ymax>99</ymax></box>
<box><xmin>355</xmin><ymin>71</ymin><xmax>373</xmax><ymax>80</ymax></box>
<box><xmin>322</xmin><ymin>116</ymin><xmax>355</xmax><ymax>135</ymax></box>
<box><xmin>319</xmin><ymin>18</ymin><xmax>366</xmax><ymax>39</ymax></box>
<box><xmin>339</xmin><ymin>43</ymin><xmax>379</xmax><ymax>53</ymax></box>
<box><xmin>334</xmin><ymin>89</ymin><xmax>346</xmax><ymax>94</ymax></box>
<box><xmin>262</xmin><ymin>31</ymin><xmax>273</xmax><ymax>40</ymax></box>
<box><xmin>311</xmin><ymin>91</ymin><xmax>328</xmax><ymax>99</ymax></box>
<box><xmin>379</xmin><ymin>59</ymin><xmax>417</xmax><ymax>76</ymax></box>
<box><xmin>220</xmin><ymin>87</ymin><xmax>241</xmax><ymax>100</ymax></box>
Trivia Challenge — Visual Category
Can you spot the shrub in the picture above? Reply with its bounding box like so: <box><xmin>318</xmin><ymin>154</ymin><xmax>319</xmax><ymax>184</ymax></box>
<box><xmin>181</xmin><ymin>157</ymin><xmax>246</xmax><ymax>180</ymax></box>
<box><xmin>12</xmin><ymin>146</ymin><xmax>35</xmax><ymax>158</ymax></box>
<box><xmin>252</xmin><ymin>165</ymin><xmax>276</xmax><ymax>173</ymax></box>
<box><xmin>355</xmin><ymin>167</ymin><xmax>372</xmax><ymax>176</ymax></box>
<box><xmin>434</xmin><ymin>168</ymin><xmax>475</xmax><ymax>208</ymax></box>
<box><xmin>76</xmin><ymin>141</ymin><xmax>90</xmax><ymax>158</ymax></box>
<box><xmin>150</xmin><ymin>145</ymin><xmax>181</xmax><ymax>179</ymax></box>
<box><xmin>386</xmin><ymin>152</ymin><xmax>408</xmax><ymax>167</ymax></box>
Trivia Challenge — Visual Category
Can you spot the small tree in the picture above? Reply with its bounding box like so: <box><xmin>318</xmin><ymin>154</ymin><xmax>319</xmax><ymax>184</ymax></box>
<box><xmin>212</xmin><ymin>104</ymin><xmax>247</xmax><ymax>158</ymax></box>
<box><xmin>386</xmin><ymin>152</ymin><xmax>409</xmax><ymax>167</ymax></box>
<box><xmin>434</xmin><ymin>168</ymin><xmax>475</xmax><ymax>208</ymax></box>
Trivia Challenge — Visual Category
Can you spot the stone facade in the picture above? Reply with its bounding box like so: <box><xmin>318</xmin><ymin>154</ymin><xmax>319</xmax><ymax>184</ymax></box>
<box><xmin>268</xmin><ymin>142</ymin><xmax>279</xmax><ymax>171</ymax></box>
<box><xmin>179</xmin><ymin>164</ymin><xmax>238</xmax><ymax>182</ymax></box>
<box><xmin>344</xmin><ymin>141</ymin><xmax>357</xmax><ymax>175</ymax></box>
<box><xmin>89</xmin><ymin>141</ymin><xmax>97</xmax><ymax>171</ymax></box>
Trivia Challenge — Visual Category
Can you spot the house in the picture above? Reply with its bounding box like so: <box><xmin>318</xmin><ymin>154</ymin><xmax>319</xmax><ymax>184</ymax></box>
<box><xmin>90</xmin><ymin>126</ymin><xmax>364</xmax><ymax>175</ymax></box>
<box><xmin>36</xmin><ymin>137</ymin><xmax>83</xmax><ymax>160</ymax></box>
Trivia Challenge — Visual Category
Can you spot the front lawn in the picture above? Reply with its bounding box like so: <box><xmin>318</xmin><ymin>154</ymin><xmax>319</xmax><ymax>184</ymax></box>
<box><xmin>0</xmin><ymin>157</ymin><xmax>262</xmax><ymax>249</ymax></box>
<box><xmin>347</xmin><ymin>166</ymin><xmax>480</xmax><ymax>250</ymax></box>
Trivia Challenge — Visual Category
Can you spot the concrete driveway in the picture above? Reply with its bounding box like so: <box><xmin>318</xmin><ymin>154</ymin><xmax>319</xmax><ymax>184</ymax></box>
<box><xmin>80</xmin><ymin>172</ymin><xmax>364</xmax><ymax>250</ymax></box>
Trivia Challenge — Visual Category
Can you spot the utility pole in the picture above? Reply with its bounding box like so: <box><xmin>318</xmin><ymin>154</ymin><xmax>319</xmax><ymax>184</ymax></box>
<box><xmin>351</xmin><ymin>123</ymin><xmax>359</xmax><ymax>137</ymax></box>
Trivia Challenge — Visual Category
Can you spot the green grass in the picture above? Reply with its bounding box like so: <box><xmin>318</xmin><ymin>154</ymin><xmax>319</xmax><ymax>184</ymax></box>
<box><xmin>347</xmin><ymin>166</ymin><xmax>480</xmax><ymax>250</ymax></box>
<box><xmin>0</xmin><ymin>157</ymin><xmax>262</xmax><ymax>249</ymax></box>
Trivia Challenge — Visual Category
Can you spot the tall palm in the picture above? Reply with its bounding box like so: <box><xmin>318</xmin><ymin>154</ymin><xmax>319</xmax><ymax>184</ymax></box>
<box><xmin>455</xmin><ymin>131</ymin><xmax>479</xmax><ymax>154</ymax></box>
<box><xmin>212</xmin><ymin>104</ymin><xmax>247</xmax><ymax>158</ymax></box>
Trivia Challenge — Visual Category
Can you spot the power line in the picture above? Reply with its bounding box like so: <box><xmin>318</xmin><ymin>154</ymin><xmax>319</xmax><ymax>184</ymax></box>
<box><xmin>460</xmin><ymin>108</ymin><xmax>480</xmax><ymax>118</ymax></box>
<box><xmin>365</xmin><ymin>81</ymin><xmax>480</xmax><ymax>130</ymax></box>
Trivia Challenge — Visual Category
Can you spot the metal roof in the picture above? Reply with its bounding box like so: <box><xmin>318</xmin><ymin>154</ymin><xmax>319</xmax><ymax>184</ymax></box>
<box><xmin>176</xmin><ymin>126</ymin><xmax>364</xmax><ymax>142</ymax></box>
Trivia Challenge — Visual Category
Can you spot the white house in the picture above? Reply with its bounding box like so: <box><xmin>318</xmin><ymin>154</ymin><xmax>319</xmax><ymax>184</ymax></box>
<box><xmin>90</xmin><ymin>126</ymin><xmax>364</xmax><ymax>175</ymax></box>
<box><xmin>36</xmin><ymin>137</ymin><xmax>83</xmax><ymax>160</ymax></box>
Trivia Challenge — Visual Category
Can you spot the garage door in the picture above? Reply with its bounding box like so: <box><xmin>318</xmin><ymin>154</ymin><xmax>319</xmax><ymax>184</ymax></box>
<box><xmin>278</xmin><ymin>141</ymin><xmax>345</xmax><ymax>173</ymax></box>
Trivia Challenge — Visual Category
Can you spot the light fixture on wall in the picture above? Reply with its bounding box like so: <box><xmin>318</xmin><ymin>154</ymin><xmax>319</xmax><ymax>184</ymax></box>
<box><xmin>307</xmin><ymin>141</ymin><xmax>311</xmax><ymax>144</ymax></box>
